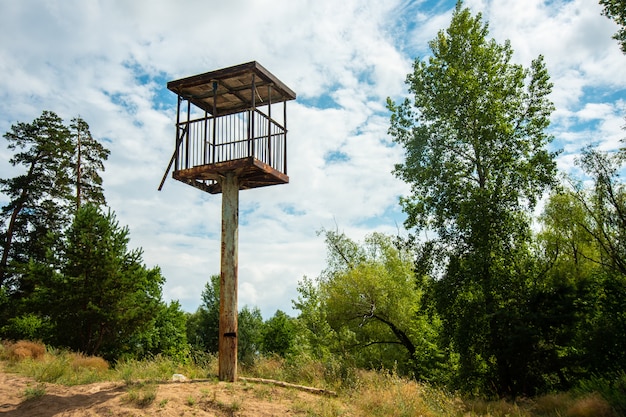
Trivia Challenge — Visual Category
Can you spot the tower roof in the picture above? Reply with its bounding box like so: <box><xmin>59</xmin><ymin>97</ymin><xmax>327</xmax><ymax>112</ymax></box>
<box><xmin>167</xmin><ymin>61</ymin><xmax>296</xmax><ymax>116</ymax></box>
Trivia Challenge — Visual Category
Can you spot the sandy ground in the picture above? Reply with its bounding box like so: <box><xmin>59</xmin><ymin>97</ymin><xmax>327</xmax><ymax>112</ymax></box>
<box><xmin>0</xmin><ymin>371</ymin><xmax>345</xmax><ymax>416</ymax></box>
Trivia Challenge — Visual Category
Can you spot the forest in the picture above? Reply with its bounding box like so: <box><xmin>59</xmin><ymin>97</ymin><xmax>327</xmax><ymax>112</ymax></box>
<box><xmin>1</xmin><ymin>0</ymin><xmax>625</xmax><ymax>405</ymax></box>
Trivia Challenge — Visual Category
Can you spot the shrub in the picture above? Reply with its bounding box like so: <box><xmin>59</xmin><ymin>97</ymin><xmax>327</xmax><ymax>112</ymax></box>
<box><xmin>566</xmin><ymin>393</ymin><xmax>615</xmax><ymax>417</ymax></box>
<box><xmin>577</xmin><ymin>373</ymin><xmax>626</xmax><ymax>415</ymax></box>
<box><xmin>70</xmin><ymin>353</ymin><xmax>109</xmax><ymax>371</ymax></box>
<box><xmin>3</xmin><ymin>340</ymin><xmax>46</xmax><ymax>361</ymax></box>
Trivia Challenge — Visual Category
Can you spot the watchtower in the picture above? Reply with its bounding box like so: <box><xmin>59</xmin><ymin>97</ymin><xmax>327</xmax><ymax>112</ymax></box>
<box><xmin>159</xmin><ymin>62</ymin><xmax>296</xmax><ymax>382</ymax></box>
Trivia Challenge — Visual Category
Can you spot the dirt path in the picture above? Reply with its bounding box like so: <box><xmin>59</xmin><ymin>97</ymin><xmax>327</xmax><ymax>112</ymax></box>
<box><xmin>0</xmin><ymin>371</ymin><xmax>347</xmax><ymax>416</ymax></box>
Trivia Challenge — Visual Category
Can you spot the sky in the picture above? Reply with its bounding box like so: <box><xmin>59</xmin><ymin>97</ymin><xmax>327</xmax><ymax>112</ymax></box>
<box><xmin>0</xmin><ymin>0</ymin><xmax>625</xmax><ymax>317</ymax></box>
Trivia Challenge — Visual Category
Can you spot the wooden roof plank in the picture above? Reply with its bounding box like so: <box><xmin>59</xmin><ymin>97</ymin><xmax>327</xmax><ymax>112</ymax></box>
<box><xmin>167</xmin><ymin>61</ymin><xmax>296</xmax><ymax>115</ymax></box>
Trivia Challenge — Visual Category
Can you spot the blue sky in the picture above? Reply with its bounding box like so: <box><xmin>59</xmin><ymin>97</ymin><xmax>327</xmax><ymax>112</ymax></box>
<box><xmin>0</xmin><ymin>0</ymin><xmax>625</xmax><ymax>317</ymax></box>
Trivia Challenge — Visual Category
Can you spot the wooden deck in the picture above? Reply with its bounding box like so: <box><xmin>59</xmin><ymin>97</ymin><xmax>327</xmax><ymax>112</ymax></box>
<box><xmin>173</xmin><ymin>157</ymin><xmax>289</xmax><ymax>194</ymax></box>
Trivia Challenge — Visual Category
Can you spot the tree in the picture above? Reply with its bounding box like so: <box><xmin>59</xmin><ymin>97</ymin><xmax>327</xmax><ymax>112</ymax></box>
<box><xmin>261</xmin><ymin>309</ymin><xmax>296</xmax><ymax>357</ymax></box>
<box><xmin>187</xmin><ymin>275</ymin><xmax>265</xmax><ymax>363</ymax></box>
<box><xmin>25</xmin><ymin>204</ymin><xmax>164</xmax><ymax>359</ymax></box>
<box><xmin>0</xmin><ymin>112</ymin><xmax>109</xmax><ymax>290</ymax></box>
<box><xmin>292</xmin><ymin>276</ymin><xmax>336</xmax><ymax>361</ymax></box>
<box><xmin>388</xmin><ymin>1</ymin><xmax>558</xmax><ymax>395</ymax></box>
<box><xmin>574</xmin><ymin>147</ymin><xmax>626</xmax><ymax>276</ymax></box>
<box><xmin>70</xmin><ymin>117</ymin><xmax>109</xmax><ymax>210</ymax></box>
<box><xmin>600</xmin><ymin>0</ymin><xmax>626</xmax><ymax>53</ymax></box>
<box><xmin>129</xmin><ymin>300</ymin><xmax>190</xmax><ymax>361</ymax></box>
<box><xmin>187</xmin><ymin>275</ymin><xmax>221</xmax><ymax>352</ymax></box>
<box><xmin>238</xmin><ymin>305</ymin><xmax>263</xmax><ymax>364</ymax></box>
<box><xmin>0</xmin><ymin>111</ymin><xmax>73</xmax><ymax>287</ymax></box>
<box><xmin>317</xmin><ymin>230</ymin><xmax>441</xmax><ymax>379</ymax></box>
<box><xmin>539</xmin><ymin>146</ymin><xmax>626</xmax><ymax>377</ymax></box>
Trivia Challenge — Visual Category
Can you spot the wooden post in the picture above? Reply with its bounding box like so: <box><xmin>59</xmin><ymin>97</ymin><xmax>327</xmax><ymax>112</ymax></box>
<box><xmin>219</xmin><ymin>171</ymin><xmax>239</xmax><ymax>382</ymax></box>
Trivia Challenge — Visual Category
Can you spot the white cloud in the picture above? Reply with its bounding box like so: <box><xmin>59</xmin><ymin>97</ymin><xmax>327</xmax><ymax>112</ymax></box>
<box><xmin>0</xmin><ymin>0</ymin><xmax>624</xmax><ymax>316</ymax></box>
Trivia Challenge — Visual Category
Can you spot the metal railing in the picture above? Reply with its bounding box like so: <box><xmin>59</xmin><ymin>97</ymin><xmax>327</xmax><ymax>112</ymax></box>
<box><xmin>175</xmin><ymin>109</ymin><xmax>287</xmax><ymax>174</ymax></box>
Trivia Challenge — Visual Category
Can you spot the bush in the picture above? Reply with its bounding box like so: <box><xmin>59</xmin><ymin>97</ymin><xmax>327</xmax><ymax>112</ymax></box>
<box><xmin>565</xmin><ymin>393</ymin><xmax>615</xmax><ymax>417</ymax></box>
<box><xmin>576</xmin><ymin>373</ymin><xmax>625</xmax><ymax>416</ymax></box>
<box><xmin>70</xmin><ymin>353</ymin><xmax>109</xmax><ymax>371</ymax></box>
<box><xmin>2</xmin><ymin>340</ymin><xmax>46</xmax><ymax>361</ymax></box>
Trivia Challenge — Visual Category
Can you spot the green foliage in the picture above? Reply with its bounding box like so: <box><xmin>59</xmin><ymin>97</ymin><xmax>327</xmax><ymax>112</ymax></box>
<box><xmin>23</xmin><ymin>204</ymin><xmax>165</xmax><ymax>360</ymax></box>
<box><xmin>70</xmin><ymin>117</ymin><xmax>109</xmax><ymax>210</ymax></box>
<box><xmin>293</xmin><ymin>230</ymin><xmax>442</xmax><ymax>381</ymax></box>
<box><xmin>0</xmin><ymin>111</ymin><xmax>109</xmax><ymax>290</ymax></box>
<box><xmin>576</xmin><ymin>372</ymin><xmax>626</xmax><ymax>415</ymax></box>
<box><xmin>539</xmin><ymin>147</ymin><xmax>626</xmax><ymax>379</ymax></box>
<box><xmin>186</xmin><ymin>275</ymin><xmax>220</xmax><ymax>353</ymax></box>
<box><xmin>388</xmin><ymin>1</ymin><xmax>559</xmax><ymax>396</ymax></box>
<box><xmin>0</xmin><ymin>111</ymin><xmax>74</xmax><ymax>287</ymax></box>
<box><xmin>238</xmin><ymin>305</ymin><xmax>263</xmax><ymax>364</ymax></box>
<box><xmin>388</xmin><ymin>2</ymin><xmax>556</xmax><ymax>238</ymax></box>
<box><xmin>129</xmin><ymin>300</ymin><xmax>190</xmax><ymax>362</ymax></box>
<box><xmin>574</xmin><ymin>147</ymin><xmax>626</xmax><ymax>277</ymax></box>
<box><xmin>187</xmin><ymin>276</ymin><xmax>267</xmax><ymax>364</ymax></box>
<box><xmin>291</xmin><ymin>276</ymin><xmax>336</xmax><ymax>361</ymax></box>
<box><xmin>600</xmin><ymin>0</ymin><xmax>626</xmax><ymax>53</ymax></box>
<box><xmin>0</xmin><ymin>313</ymin><xmax>52</xmax><ymax>341</ymax></box>
<box><xmin>261</xmin><ymin>309</ymin><xmax>295</xmax><ymax>357</ymax></box>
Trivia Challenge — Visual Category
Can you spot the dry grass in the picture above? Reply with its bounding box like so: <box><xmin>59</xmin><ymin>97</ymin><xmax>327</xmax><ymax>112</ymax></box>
<box><xmin>565</xmin><ymin>393</ymin><xmax>615</xmax><ymax>417</ymax></box>
<box><xmin>70</xmin><ymin>353</ymin><xmax>109</xmax><ymax>371</ymax></box>
<box><xmin>529</xmin><ymin>392</ymin><xmax>617</xmax><ymax>417</ymax></box>
<box><xmin>532</xmin><ymin>392</ymin><xmax>571</xmax><ymax>414</ymax></box>
<box><xmin>2</xmin><ymin>340</ymin><xmax>46</xmax><ymax>361</ymax></box>
<box><xmin>351</xmin><ymin>370</ymin><xmax>463</xmax><ymax>417</ymax></box>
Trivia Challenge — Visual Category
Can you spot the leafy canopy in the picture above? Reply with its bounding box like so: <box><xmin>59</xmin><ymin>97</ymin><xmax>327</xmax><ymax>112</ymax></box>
<box><xmin>388</xmin><ymin>1</ymin><xmax>557</xmax><ymax>245</ymax></box>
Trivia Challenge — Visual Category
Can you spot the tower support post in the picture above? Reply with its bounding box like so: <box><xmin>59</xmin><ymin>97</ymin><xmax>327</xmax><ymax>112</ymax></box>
<box><xmin>218</xmin><ymin>171</ymin><xmax>239</xmax><ymax>382</ymax></box>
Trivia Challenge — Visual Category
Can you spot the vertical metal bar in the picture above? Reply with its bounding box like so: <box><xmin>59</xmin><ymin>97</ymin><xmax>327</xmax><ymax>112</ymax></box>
<box><xmin>250</xmin><ymin>73</ymin><xmax>256</xmax><ymax>158</ymax></box>
<box><xmin>203</xmin><ymin>110</ymin><xmax>208</xmax><ymax>165</ymax></box>
<box><xmin>185</xmin><ymin>100</ymin><xmax>191</xmax><ymax>169</ymax></box>
<box><xmin>267</xmin><ymin>85</ymin><xmax>272</xmax><ymax>166</ymax></box>
<box><xmin>284</xmin><ymin>101</ymin><xmax>287</xmax><ymax>175</ymax></box>
<box><xmin>212</xmin><ymin>81</ymin><xmax>218</xmax><ymax>164</ymax></box>
<box><xmin>218</xmin><ymin>171</ymin><xmax>239</xmax><ymax>382</ymax></box>
<box><xmin>175</xmin><ymin>95</ymin><xmax>181</xmax><ymax>170</ymax></box>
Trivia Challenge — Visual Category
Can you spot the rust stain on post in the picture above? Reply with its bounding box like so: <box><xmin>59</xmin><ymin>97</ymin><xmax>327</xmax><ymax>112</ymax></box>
<box><xmin>219</xmin><ymin>171</ymin><xmax>239</xmax><ymax>382</ymax></box>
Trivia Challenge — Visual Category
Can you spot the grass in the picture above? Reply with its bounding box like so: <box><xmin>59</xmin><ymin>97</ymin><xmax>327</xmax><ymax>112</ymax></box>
<box><xmin>23</xmin><ymin>383</ymin><xmax>46</xmax><ymax>400</ymax></box>
<box><xmin>0</xmin><ymin>339</ymin><xmax>620</xmax><ymax>417</ymax></box>
<box><xmin>122</xmin><ymin>381</ymin><xmax>158</xmax><ymax>408</ymax></box>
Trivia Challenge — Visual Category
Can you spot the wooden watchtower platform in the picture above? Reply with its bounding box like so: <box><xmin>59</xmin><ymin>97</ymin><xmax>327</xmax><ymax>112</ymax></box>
<box><xmin>160</xmin><ymin>62</ymin><xmax>295</xmax><ymax>383</ymax></box>
<box><xmin>160</xmin><ymin>61</ymin><xmax>296</xmax><ymax>194</ymax></box>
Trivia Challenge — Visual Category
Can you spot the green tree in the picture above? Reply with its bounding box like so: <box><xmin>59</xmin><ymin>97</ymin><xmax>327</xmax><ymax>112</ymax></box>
<box><xmin>261</xmin><ymin>310</ymin><xmax>296</xmax><ymax>357</ymax></box>
<box><xmin>26</xmin><ymin>204</ymin><xmax>164</xmax><ymax>359</ymax></box>
<box><xmin>0</xmin><ymin>111</ymin><xmax>73</xmax><ymax>287</ymax></box>
<box><xmin>292</xmin><ymin>276</ymin><xmax>336</xmax><ymax>361</ymax></box>
<box><xmin>238</xmin><ymin>305</ymin><xmax>263</xmax><ymax>364</ymax></box>
<box><xmin>600</xmin><ymin>0</ymin><xmax>626</xmax><ymax>53</ymax></box>
<box><xmin>388</xmin><ymin>1</ymin><xmax>558</xmax><ymax>395</ymax></box>
<box><xmin>187</xmin><ymin>276</ymin><xmax>265</xmax><ymax>363</ymax></box>
<box><xmin>0</xmin><ymin>112</ymin><xmax>108</xmax><ymax>291</ymax></box>
<box><xmin>129</xmin><ymin>300</ymin><xmax>190</xmax><ymax>361</ymax></box>
<box><xmin>70</xmin><ymin>117</ymin><xmax>109</xmax><ymax>210</ymax></box>
<box><xmin>187</xmin><ymin>275</ymin><xmax>220</xmax><ymax>352</ymax></box>
<box><xmin>540</xmin><ymin>147</ymin><xmax>626</xmax><ymax>377</ymax></box>
<box><xmin>574</xmin><ymin>147</ymin><xmax>626</xmax><ymax>276</ymax></box>
<box><xmin>320</xmin><ymin>231</ymin><xmax>440</xmax><ymax>378</ymax></box>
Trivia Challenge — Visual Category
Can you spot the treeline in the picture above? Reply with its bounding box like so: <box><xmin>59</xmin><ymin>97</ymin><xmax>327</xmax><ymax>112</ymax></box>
<box><xmin>0</xmin><ymin>111</ymin><xmax>187</xmax><ymax>361</ymax></box>
<box><xmin>1</xmin><ymin>1</ymin><xmax>625</xmax><ymax>401</ymax></box>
